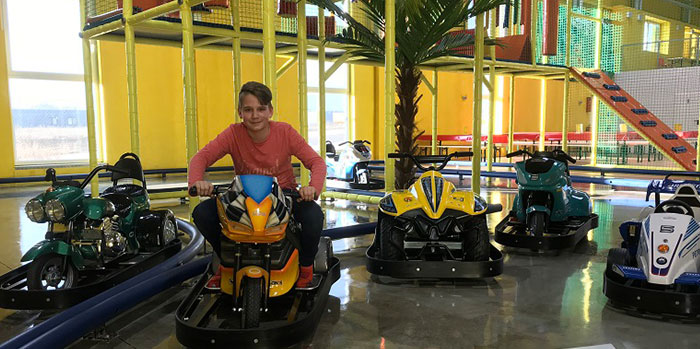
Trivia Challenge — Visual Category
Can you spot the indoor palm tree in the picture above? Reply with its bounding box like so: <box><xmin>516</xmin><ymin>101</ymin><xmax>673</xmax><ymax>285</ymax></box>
<box><xmin>308</xmin><ymin>0</ymin><xmax>505</xmax><ymax>189</ymax></box>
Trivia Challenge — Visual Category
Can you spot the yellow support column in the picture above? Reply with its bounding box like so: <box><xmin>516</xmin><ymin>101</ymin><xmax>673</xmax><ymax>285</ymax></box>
<box><xmin>181</xmin><ymin>1</ymin><xmax>199</xmax><ymax>212</ymax></box>
<box><xmin>384</xmin><ymin>0</ymin><xmax>396</xmax><ymax>192</ymax></box>
<box><xmin>318</xmin><ymin>9</ymin><xmax>327</xmax><ymax>160</ymax></box>
<box><xmin>80</xmin><ymin>0</ymin><xmax>98</xmax><ymax>197</ymax></box>
<box><xmin>123</xmin><ymin>0</ymin><xmax>140</xmax><ymax>155</ymax></box>
<box><xmin>432</xmin><ymin>70</ymin><xmax>438</xmax><ymax>156</ymax></box>
<box><xmin>562</xmin><ymin>72</ymin><xmax>570</xmax><ymax>153</ymax></box>
<box><xmin>591</xmin><ymin>96</ymin><xmax>599</xmax><ymax>166</ymax></box>
<box><xmin>263</xmin><ymin>0</ymin><xmax>277</xmax><ymax>118</ymax></box>
<box><xmin>472</xmin><ymin>12</ymin><xmax>485</xmax><ymax>194</ymax></box>
<box><xmin>231</xmin><ymin>0</ymin><xmax>242</xmax><ymax>123</ymax></box>
<box><xmin>539</xmin><ymin>78</ymin><xmax>546</xmax><ymax>151</ymax></box>
<box><xmin>531</xmin><ymin>0</ymin><xmax>537</xmax><ymax>66</ymax></box>
<box><xmin>562</xmin><ymin>0</ymin><xmax>572</xmax><ymax>153</ymax></box>
<box><xmin>507</xmin><ymin>75</ymin><xmax>515</xmax><ymax>156</ymax></box>
<box><xmin>591</xmin><ymin>0</ymin><xmax>603</xmax><ymax>165</ymax></box>
<box><xmin>298</xmin><ymin>0</ymin><xmax>310</xmax><ymax>186</ymax></box>
<box><xmin>487</xmin><ymin>9</ymin><xmax>497</xmax><ymax>171</ymax></box>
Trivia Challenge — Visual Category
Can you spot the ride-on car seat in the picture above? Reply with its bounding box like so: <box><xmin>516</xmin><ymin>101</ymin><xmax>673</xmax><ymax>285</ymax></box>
<box><xmin>670</xmin><ymin>184</ymin><xmax>700</xmax><ymax>219</ymax></box>
<box><xmin>102</xmin><ymin>153</ymin><xmax>147</xmax><ymax>198</ymax></box>
<box><xmin>325</xmin><ymin>141</ymin><xmax>339</xmax><ymax>161</ymax></box>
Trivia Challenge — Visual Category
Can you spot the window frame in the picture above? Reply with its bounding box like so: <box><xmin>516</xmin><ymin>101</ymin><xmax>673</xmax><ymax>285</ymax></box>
<box><xmin>643</xmin><ymin>20</ymin><xmax>661</xmax><ymax>53</ymax></box>
<box><xmin>2</xmin><ymin>0</ymin><xmax>95</xmax><ymax>168</ymax></box>
<box><xmin>306</xmin><ymin>57</ymin><xmax>351</xmax><ymax>150</ymax></box>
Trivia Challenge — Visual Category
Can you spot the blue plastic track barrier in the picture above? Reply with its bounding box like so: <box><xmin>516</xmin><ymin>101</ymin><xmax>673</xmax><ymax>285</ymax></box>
<box><xmin>1</xmin><ymin>219</ymin><xmax>205</xmax><ymax>349</ymax></box>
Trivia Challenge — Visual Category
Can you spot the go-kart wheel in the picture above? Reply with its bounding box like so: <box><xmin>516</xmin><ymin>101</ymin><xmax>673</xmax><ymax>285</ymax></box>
<box><xmin>241</xmin><ymin>277</ymin><xmax>262</xmax><ymax>329</ymax></box>
<box><xmin>379</xmin><ymin>216</ymin><xmax>405</xmax><ymax>260</ymax></box>
<box><xmin>314</xmin><ymin>236</ymin><xmax>333</xmax><ymax>273</ymax></box>
<box><xmin>27</xmin><ymin>253</ymin><xmax>77</xmax><ymax>291</ymax></box>
<box><xmin>606</xmin><ymin>248</ymin><xmax>630</xmax><ymax>271</ymax></box>
<box><xmin>462</xmin><ymin>215</ymin><xmax>490</xmax><ymax>261</ymax></box>
<box><xmin>527</xmin><ymin>212</ymin><xmax>546</xmax><ymax>237</ymax></box>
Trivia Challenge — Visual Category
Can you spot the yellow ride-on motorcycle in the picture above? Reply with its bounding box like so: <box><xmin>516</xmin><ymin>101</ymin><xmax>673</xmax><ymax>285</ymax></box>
<box><xmin>176</xmin><ymin>175</ymin><xmax>339</xmax><ymax>348</ymax></box>
<box><xmin>366</xmin><ymin>152</ymin><xmax>504</xmax><ymax>279</ymax></box>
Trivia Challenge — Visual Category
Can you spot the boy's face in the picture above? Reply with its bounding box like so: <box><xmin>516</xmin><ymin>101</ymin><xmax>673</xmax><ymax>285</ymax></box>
<box><xmin>239</xmin><ymin>93</ymin><xmax>273</xmax><ymax>132</ymax></box>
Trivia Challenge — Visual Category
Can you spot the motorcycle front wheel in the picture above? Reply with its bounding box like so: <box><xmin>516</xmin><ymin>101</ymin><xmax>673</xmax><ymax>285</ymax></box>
<box><xmin>527</xmin><ymin>212</ymin><xmax>546</xmax><ymax>238</ymax></box>
<box><xmin>27</xmin><ymin>253</ymin><xmax>77</xmax><ymax>291</ymax></box>
<box><xmin>240</xmin><ymin>277</ymin><xmax>262</xmax><ymax>329</ymax></box>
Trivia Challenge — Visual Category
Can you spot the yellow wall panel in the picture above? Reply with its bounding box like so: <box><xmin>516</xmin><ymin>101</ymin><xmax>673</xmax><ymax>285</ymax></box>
<box><xmin>0</xmin><ymin>5</ymin><xmax>14</xmax><ymax>178</ymax></box>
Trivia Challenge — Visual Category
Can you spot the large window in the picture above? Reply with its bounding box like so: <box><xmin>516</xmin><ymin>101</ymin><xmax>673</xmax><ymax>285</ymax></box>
<box><xmin>480</xmin><ymin>76</ymin><xmax>505</xmax><ymax>136</ymax></box>
<box><xmin>643</xmin><ymin>21</ymin><xmax>660</xmax><ymax>53</ymax></box>
<box><xmin>4</xmin><ymin>0</ymin><xmax>89</xmax><ymax>165</ymax></box>
<box><xmin>307</xmin><ymin>59</ymin><xmax>349</xmax><ymax>152</ymax></box>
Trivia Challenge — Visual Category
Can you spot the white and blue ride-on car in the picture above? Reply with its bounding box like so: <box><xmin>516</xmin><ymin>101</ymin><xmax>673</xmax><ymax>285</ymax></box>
<box><xmin>604</xmin><ymin>175</ymin><xmax>700</xmax><ymax>321</ymax></box>
<box><xmin>325</xmin><ymin>140</ymin><xmax>383</xmax><ymax>190</ymax></box>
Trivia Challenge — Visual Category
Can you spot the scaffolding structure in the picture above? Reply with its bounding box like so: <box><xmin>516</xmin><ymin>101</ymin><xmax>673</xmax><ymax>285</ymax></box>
<box><xmin>78</xmin><ymin>0</ymin><xmax>571</xmax><ymax>199</ymax></box>
<box><xmin>78</xmin><ymin>0</ymin><xmax>700</xmax><ymax>199</ymax></box>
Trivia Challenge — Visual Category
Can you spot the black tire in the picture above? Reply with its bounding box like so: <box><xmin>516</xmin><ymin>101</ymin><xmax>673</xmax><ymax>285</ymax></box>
<box><xmin>607</xmin><ymin>248</ymin><xmax>630</xmax><ymax>271</ymax></box>
<box><xmin>314</xmin><ymin>236</ymin><xmax>332</xmax><ymax>273</ymax></box>
<box><xmin>27</xmin><ymin>253</ymin><xmax>77</xmax><ymax>291</ymax></box>
<box><xmin>240</xmin><ymin>277</ymin><xmax>262</xmax><ymax>329</ymax></box>
<box><xmin>462</xmin><ymin>215</ymin><xmax>490</xmax><ymax>261</ymax></box>
<box><xmin>379</xmin><ymin>216</ymin><xmax>404</xmax><ymax>260</ymax></box>
<box><xmin>527</xmin><ymin>212</ymin><xmax>546</xmax><ymax>237</ymax></box>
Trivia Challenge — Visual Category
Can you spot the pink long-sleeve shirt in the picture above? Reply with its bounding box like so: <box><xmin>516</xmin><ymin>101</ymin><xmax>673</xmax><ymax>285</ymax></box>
<box><xmin>188</xmin><ymin>121</ymin><xmax>326</xmax><ymax>194</ymax></box>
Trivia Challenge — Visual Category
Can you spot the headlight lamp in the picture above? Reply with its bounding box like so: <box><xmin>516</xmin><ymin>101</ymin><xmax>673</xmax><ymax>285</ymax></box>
<box><xmin>45</xmin><ymin>199</ymin><xmax>66</xmax><ymax>222</ymax></box>
<box><xmin>25</xmin><ymin>199</ymin><xmax>46</xmax><ymax>223</ymax></box>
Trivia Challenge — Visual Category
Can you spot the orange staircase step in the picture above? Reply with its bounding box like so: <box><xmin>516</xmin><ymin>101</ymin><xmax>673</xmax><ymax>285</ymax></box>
<box><xmin>570</xmin><ymin>67</ymin><xmax>697</xmax><ymax>171</ymax></box>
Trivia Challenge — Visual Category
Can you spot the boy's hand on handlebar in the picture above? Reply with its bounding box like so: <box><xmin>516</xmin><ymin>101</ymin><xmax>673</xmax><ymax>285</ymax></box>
<box><xmin>191</xmin><ymin>180</ymin><xmax>214</xmax><ymax>197</ymax></box>
<box><xmin>298</xmin><ymin>186</ymin><xmax>316</xmax><ymax>201</ymax></box>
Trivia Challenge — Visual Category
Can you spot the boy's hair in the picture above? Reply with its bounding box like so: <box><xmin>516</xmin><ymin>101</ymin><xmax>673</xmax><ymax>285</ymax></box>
<box><xmin>238</xmin><ymin>81</ymin><xmax>273</xmax><ymax>109</ymax></box>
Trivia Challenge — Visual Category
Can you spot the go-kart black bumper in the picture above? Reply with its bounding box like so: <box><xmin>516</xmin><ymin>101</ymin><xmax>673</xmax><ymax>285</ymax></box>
<box><xmin>365</xmin><ymin>244</ymin><xmax>503</xmax><ymax>279</ymax></box>
<box><xmin>494</xmin><ymin>213</ymin><xmax>598</xmax><ymax>250</ymax></box>
<box><xmin>175</xmin><ymin>257</ymin><xmax>340</xmax><ymax>348</ymax></box>
<box><xmin>603</xmin><ymin>269</ymin><xmax>700</xmax><ymax>322</ymax></box>
<box><xmin>0</xmin><ymin>241</ymin><xmax>181</xmax><ymax>310</ymax></box>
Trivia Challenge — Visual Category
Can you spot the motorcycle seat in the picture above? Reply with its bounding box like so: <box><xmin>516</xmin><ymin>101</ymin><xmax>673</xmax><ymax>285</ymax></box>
<box><xmin>325</xmin><ymin>141</ymin><xmax>336</xmax><ymax>158</ymax></box>
<box><xmin>103</xmin><ymin>184</ymin><xmax>146</xmax><ymax>198</ymax></box>
<box><xmin>100</xmin><ymin>192</ymin><xmax>133</xmax><ymax>217</ymax></box>
<box><xmin>524</xmin><ymin>158</ymin><xmax>555</xmax><ymax>174</ymax></box>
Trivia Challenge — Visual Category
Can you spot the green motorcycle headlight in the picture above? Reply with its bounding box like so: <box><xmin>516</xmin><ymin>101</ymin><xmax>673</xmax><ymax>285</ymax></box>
<box><xmin>45</xmin><ymin>199</ymin><xmax>66</xmax><ymax>222</ymax></box>
<box><xmin>25</xmin><ymin>199</ymin><xmax>46</xmax><ymax>223</ymax></box>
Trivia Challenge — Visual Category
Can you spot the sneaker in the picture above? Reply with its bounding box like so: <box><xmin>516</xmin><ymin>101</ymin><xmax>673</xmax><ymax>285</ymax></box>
<box><xmin>295</xmin><ymin>265</ymin><xmax>314</xmax><ymax>288</ymax></box>
<box><xmin>205</xmin><ymin>267</ymin><xmax>222</xmax><ymax>290</ymax></box>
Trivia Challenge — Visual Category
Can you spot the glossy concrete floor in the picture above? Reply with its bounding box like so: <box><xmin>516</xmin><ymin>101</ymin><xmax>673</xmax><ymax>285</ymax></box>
<box><xmin>1</xmin><ymin>176</ymin><xmax>699</xmax><ymax>348</ymax></box>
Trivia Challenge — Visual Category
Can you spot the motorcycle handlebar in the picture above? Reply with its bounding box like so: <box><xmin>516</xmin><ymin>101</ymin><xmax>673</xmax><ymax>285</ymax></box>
<box><xmin>506</xmin><ymin>150</ymin><xmax>531</xmax><ymax>158</ymax></box>
<box><xmin>388</xmin><ymin>151</ymin><xmax>472</xmax><ymax>171</ymax></box>
<box><xmin>553</xmin><ymin>149</ymin><xmax>576</xmax><ymax>164</ymax></box>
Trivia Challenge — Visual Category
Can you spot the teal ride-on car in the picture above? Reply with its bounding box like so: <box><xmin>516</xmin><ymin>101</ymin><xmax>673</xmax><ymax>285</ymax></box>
<box><xmin>0</xmin><ymin>153</ymin><xmax>181</xmax><ymax>309</ymax></box>
<box><xmin>495</xmin><ymin>149</ymin><xmax>598</xmax><ymax>250</ymax></box>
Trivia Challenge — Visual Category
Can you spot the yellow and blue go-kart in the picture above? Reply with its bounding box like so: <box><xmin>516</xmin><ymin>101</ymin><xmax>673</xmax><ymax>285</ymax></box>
<box><xmin>176</xmin><ymin>175</ymin><xmax>339</xmax><ymax>348</ymax></box>
<box><xmin>366</xmin><ymin>152</ymin><xmax>504</xmax><ymax>279</ymax></box>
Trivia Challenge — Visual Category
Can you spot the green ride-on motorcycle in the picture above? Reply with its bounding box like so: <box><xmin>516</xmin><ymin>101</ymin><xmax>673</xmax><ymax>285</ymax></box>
<box><xmin>495</xmin><ymin>149</ymin><xmax>598</xmax><ymax>250</ymax></box>
<box><xmin>0</xmin><ymin>153</ymin><xmax>181</xmax><ymax>309</ymax></box>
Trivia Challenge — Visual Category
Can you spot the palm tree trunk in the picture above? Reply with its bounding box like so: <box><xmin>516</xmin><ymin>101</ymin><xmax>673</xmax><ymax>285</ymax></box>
<box><xmin>394</xmin><ymin>64</ymin><xmax>425</xmax><ymax>189</ymax></box>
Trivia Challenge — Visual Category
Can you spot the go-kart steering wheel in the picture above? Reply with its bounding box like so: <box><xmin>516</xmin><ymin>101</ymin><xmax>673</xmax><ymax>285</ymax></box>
<box><xmin>654</xmin><ymin>199</ymin><xmax>695</xmax><ymax>216</ymax></box>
